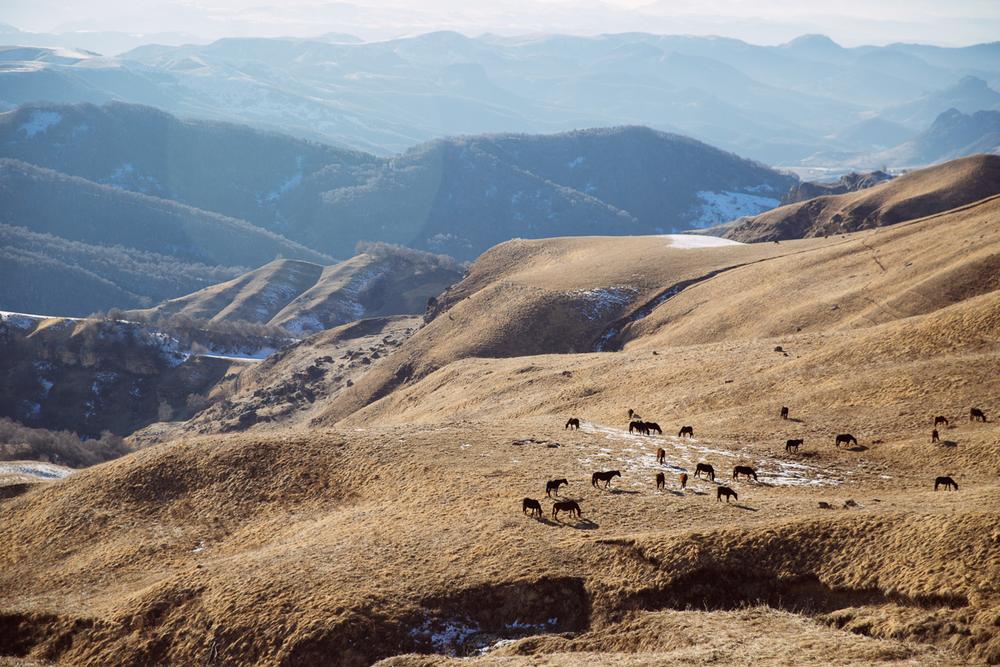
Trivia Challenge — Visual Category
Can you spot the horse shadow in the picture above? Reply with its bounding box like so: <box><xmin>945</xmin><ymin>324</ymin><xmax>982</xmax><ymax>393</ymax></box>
<box><xmin>609</xmin><ymin>488</ymin><xmax>640</xmax><ymax>495</ymax></box>
<box><xmin>548</xmin><ymin>517</ymin><xmax>599</xmax><ymax>530</ymax></box>
<box><xmin>668</xmin><ymin>490</ymin><xmax>684</xmax><ymax>497</ymax></box>
<box><xmin>785</xmin><ymin>417</ymin><xmax>804</xmax><ymax>423</ymax></box>
<box><xmin>843</xmin><ymin>445</ymin><xmax>869</xmax><ymax>452</ymax></box>
<box><xmin>732</xmin><ymin>504</ymin><xmax>758</xmax><ymax>512</ymax></box>
<box><xmin>940</xmin><ymin>440</ymin><xmax>958</xmax><ymax>448</ymax></box>
<box><xmin>691</xmin><ymin>489</ymin><xmax>708</xmax><ymax>496</ymax></box>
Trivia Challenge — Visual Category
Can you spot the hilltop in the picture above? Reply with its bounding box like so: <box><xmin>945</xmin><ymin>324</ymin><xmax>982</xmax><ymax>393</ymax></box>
<box><xmin>874</xmin><ymin>108</ymin><xmax>1000</xmax><ymax>168</ymax></box>
<box><xmin>711</xmin><ymin>154</ymin><xmax>1000</xmax><ymax>242</ymax></box>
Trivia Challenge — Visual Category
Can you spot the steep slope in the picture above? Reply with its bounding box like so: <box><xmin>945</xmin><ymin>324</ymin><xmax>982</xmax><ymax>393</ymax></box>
<box><xmin>875</xmin><ymin>109</ymin><xmax>1000</xmax><ymax>167</ymax></box>
<box><xmin>132</xmin><ymin>246</ymin><xmax>464</xmax><ymax>335</ymax></box>
<box><xmin>715</xmin><ymin>154</ymin><xmax>1000</xmax><ymax>242</ymax></box>
<box><xmin>779</xmin><ymin>170</ymin><xmax>892</xmax><ymax>205</ymax></box>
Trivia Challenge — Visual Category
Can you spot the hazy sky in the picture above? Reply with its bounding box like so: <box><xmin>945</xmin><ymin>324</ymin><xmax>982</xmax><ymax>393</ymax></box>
<box><xmin>3</xmin><ymin>0</ymin><xmax>999</xmax><ymax>47</ymax></box>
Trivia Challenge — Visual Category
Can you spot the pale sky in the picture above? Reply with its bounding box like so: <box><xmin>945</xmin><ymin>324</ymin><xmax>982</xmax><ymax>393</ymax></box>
<box><xmin>2</xmin><ymin>0</ymin><xmax>999</xmax><ymax>47</ymax></box>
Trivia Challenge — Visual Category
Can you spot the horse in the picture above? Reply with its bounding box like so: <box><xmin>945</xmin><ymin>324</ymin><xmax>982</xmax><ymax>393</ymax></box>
<box><xmin>717</xmin><ymin>486</ymin><xmax>738</xmax><ymax>502</ymax></box>
<box><xmin>629</xmin><ymin>420</ymin><xmax>649</xmax><ymax>435</ymax></box>
<box><xmin>656</xmin><ymin>472</ymin><xmax>665</xmax><ymax>490</ymax></box>
<box><xmin>785</xmin><ymin>439</ymin><xmax>803</xmax><ymax>453</ymax></box>
<box><xmin>733</xmin><ymin>465</ymin><xmax>758</xmax><ymax>481</ymax></box>
<box><xmin>656</xmin><ymin>447</ymin><xmax>666</xmax><ymax>465</ymax></box>
<box><xmin>592</xmin><ymin>470</ymin><xmax>621</xmax><ymax>489</ymax></box>
<box><xmin>931</xmin><ymin>429</ymin><xmax>940</xmax><ymax>444</ymax></box>
<box><xmin>522</xmin><ymin>498</ymin><xmax>543</xmax><ymax>517</ymax></box>
<box><xmin>565</xmin><ymin>417</ymin><xmax>581</xmax><ymax>429</ymax></box>
<box><xmin>545</xmin><ymin>478</ymin><xmax>568</xmax><ymax>498</ymax></box>
<box><xmin>678</xmin><ymin>426</ymin><xmax>694</xmax><ymax>438</ymax></box>
<box><xmin>628</xmin><ymin>408</ymin><xmax>639</xmax><ymax>421</ymax></box>
<box><xmin>934</xmin><ymin>415</ymin><xmax>949</xmax><ymax>427</ymax></box>
<box><xmin>934</xmin><ymin>476</ymin><xmax>958</xmax><ymax>491</ymax></box>
<box><xmin>552</xmin><ymin>500</ymin><xmax>582</xmax><ymax>519</ymax></box>
<box><xmin>679</xmin><ymin>473</ymin><xmax>688</xmax><ymax>489</ymax></box>
<box><xmin>694</xmin><ymin>463</ymin><xmax>715</xmax><ymax>481</ymax></box>
<box><xmin>780</xmin><ymin>406</ymin><xmax>789</xmax><ymax>420</ymax></box>
<box><xmin>835</xmin><ymin>433</ymin><xmax>858</xmax><ymax>448</ymax></box>
<box><xmin>970</xmin><ymin>408</ymin><xmax>987</xmax><ymax>422</ymax></box>
<box><xmin>645</xmin><ymin>422</ymin><xmax>663</xmax><ymax>435</ymax></box>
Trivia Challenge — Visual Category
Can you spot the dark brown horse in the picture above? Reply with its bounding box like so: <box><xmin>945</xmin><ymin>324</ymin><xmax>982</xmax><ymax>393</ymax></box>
<box><xmin>678</xmin><ymin>426</ymin><xmax>694</xmax><ymax>438</ymax></box>
<box><xmin>629</xmin><ymin>420</ymin><xmax>649</xmax><ymax>435</ymax></box>
<box><xmin>780</xmin><ymin>406</ymin><xmax>789</xmax><ymax>420</ymax></box>
<box><xmin>545</xmin><ymin>478</ymin><xmax>568</xmax><ymax>497</ymax></box>
<box><xmin>717</xmin><ymin>486</ymin><xmax>738</xmax><ymax>502</ymax></box>
<box><xmin>628</xmin><ymin>408</ymin><xmax>638</xmax><ymax>421</ymax></box>
<box><xmin>522</xmin><ymin>498</ymin><xmax>543</xmax><ymax>517</ymax></box>
<box><xmin>931</xmin><ymin>429</ymin><xmax>940</xmax><ymax>444</ymax></box>
<box><xmin>694</xmin><ymin>463</ymin><xmax>714</xmax><ymax>481</ymax></box>
<box><xmin>552</xmin><ymin>500</ymin><xmax>581</xmax><ymax>519</ymax></box>
<box><xmin>835</xmin><ymin>433</ymin><xmax>858</xmax><ymax>448</ymax></box>
<box><xmin>732</xmin><ymin>465</ymin><xmax>758</xmax><ymax>481</ymax></box>
<box><xmin>656</xmin><ymin>447</ymin><xmax>666</xmax><ymax>465</ymax></box>
<box><xmin>970</xmin><ymin>408</ymin><xmax>987</xmax><ymax>422</ymax></box>
<box><xmin>645</xmin><ymin>422</ymin><xmax>663</xmax><ymax>435</ymax></box>
<box><xmin>785</xmin><ymin>438</ymin><xmax>803</xmax><ymax>453</ymax></box>
<box><xmin>679</xmin><ymin>473</ymin><xmax>688</xmax><ymax>489</ymax></box>
<box><xmin>934</xmin><ymin>476</ymin><xmax>958</xmax><ymax>491</ymax></box>
<box><xmin>934</xmin><ymin>415</ymin><xmax>949</xmax><ymax>427</ymax></box>
<box><xmin>591</xmin><ymin>470</ymin><xmax>621</xmax><ymax>489</ymax></box>
<box><xmin>656</xmin><ymin>472</ymin><xmax>665</xmax><ymax>490</ymax></box>
<box><xmin>565</xmin><ymin>417</ymin><xmax>581</xmax><ymax>429</ymax></box>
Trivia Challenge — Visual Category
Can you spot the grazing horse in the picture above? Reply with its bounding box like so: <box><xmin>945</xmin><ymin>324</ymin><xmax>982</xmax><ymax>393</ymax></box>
<box><xmin>629</xmin><ymin>420</ymin><xmax>649</xmax><ymax>435</ymax></box>
<box><xmin>565</xmin><ymin>417</ymin><xmax>581</xmax><ymax>429</ymax></box>
<box><xmin>934</xmin><ymin>476</ymin><xmax>958</xmax><ymax>491</ymax></box>
<box><xmin>785</xmin><ymin>439</ymin><xmax>803</xmax><ymax>453</ymax></box>
<box><xmin>645</xmin><ymin>422</ymin><xmax>663</xmax><ymax>435</ymax></box>
<box><xmin>732</xmin><ymin>465</ymin><xmax>758</xmax><ymax>481</ymax></box>
<box><xmin>780</xmin><ymin>406</ymin><xmax>789</xmax><ymax>420</ymax></box>
<box><xmin>678</xmin><ymin>426</ymin><xmax>694</xmax><ymax>438</ymax></box>
<box><xmin>679</xmin><ymin>473</ymin><xmax>688</xmax><ymax>489</ymax></box>
<box><xmin>934</xmin><ymin>415</ymin><xmax>949</xmax><ymax>427</ymax></box>
<box><xmin>694</xmin><ymin>463</ymin><xmax>715</xmax><ymax>481</ymax></box>
<box><xmin>628</xmin><ymin>408</ymin><xmax>639</xmax><ymax>421</ymax></box>
<box><xmin>545</xmin><ymin>478</ymin><xmax>569</xmax><ymax>498</ymax></box>
<box><xmin>592</xmin><ymin>470</ymin><xmax>621</xmax><ymax>489</ymax></box>
<box><xmin>931</xmin><ymin>429</ymin><xmax>940</xmax><ymax>444</ymax></box>
<box><xmin>970</xmin><ymin>408</ymin><xmax>987</xmax><ymax>422</ymax></box>
<box><xmin>835</xmin><ymin>433</ymin><xmax>858</xmax><ymax>448</ymax></box>
<box><xmin>522</xmin><ymin>498</ymin><xmax>543</xmax><ymax>517</ymax></box>
<box><xmin>656</xmin><ymin>472</ymin><xmax>665</xmax><ymax>490</ymax></box>
<box><xmin>656</xmin><ymin>447</ymin><xmax>666</xmax><ymax>465</ymax></box>
<box><xmin>552</xmin><ymin>500</ymin><xmax>581</xmax><ymax>519</ymax></box>
<box><xmin>717</xmin><ymin>486</ymin><xmax>738</xmax><ymax>503</ymax></box>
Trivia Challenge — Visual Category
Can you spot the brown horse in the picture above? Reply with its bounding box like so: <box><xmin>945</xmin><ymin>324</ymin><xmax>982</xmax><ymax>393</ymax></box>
<box><xmin>645</xmin><ymin>422</ymin><xmax>663</xmax><ymax>435</ymax></box>
<box><xmin>629</xmin><ymin>420</ymin><xmax>649</xmax><ymax>435</ymax></box>
<box><xmin>656</xmin><ymin>447</ymin><xmax>666</xmax><ymax>465</ymax></box>
<box><xmin>931</xmin><ymin>429</ymin><xmax>940</xmax><ymax>444</ymax></box>
<box><xmin>656</xmin><ymin>472</ymin><xmax>665</xmax><ymax>490</ymax></box>
<box><xmin>522</xmin><ymin>498</ymin><xmax>543</xmax><ymax>517</ymax></box>
<box><xmin>933</xmin><ymin>415</ymin><xmax>949</xmax><ymax>427</ymax></box>
<box><xmin>780</xmin><ymin>406</ymin><xmax>789</xmax><ymax>420</ymax></box>
<box><xmin>732</xmin><ymin>465</ymin><xmax>758</xmax><ymax>481</ymax></box>
<box><xmin>835</xmin><ymin>433</ymin><xmax>858</xmax><ymax>448</ymax></box>
<box><xmin>679</xmin><ymin>473</ymin><xmax>688</xmax><ymax>489</ymax></box>
<box><xmin>628</xmin><ymin>408</ymin><xmax>638</xmax><ymax>421</ymax></box>
<box><xmin>785</xmin><ymin>439</ymin><xmax>803</xmax><ymax>453</ymax></box>
<box><xmin>970</xmin><ymin>408</ymin><xmax>987</xmax><ymax>422</ymax></box>
<box><xmin>934</xmin><ymin>476</ymin><xmax>958</xmax><ymax>491</ymax></box>
<box><xmin>545</xmin><ymin>478</ymin><xmax>568</xmax><ymax>497</ymax></box>
<box><xmin>565</xmin><ymin>417</ymin><xmax>581</xmax><ymax>429</ymax></box>
<box><xmin>678</xmin><ymin>425</ymin><xmax>694</xmax><ymax>438</ymax></box>
<box><xmin>717</xmin><ymin>486</ymin><xmax>738</xmax><ymax>502</ymax></box>
<box><xmin>694</xmin><ymin>463</ymin><xmax>714</xmax><ymax>481</ymax></box>
<box><xmin>592</xmin><ymin>470</ymin><xmax>621</xmax><ymax>489</ymax></box>
<box><xmin>552</xmin><ymin>500</ymin><xmax>581</xmax><ymax>519</ymax></box>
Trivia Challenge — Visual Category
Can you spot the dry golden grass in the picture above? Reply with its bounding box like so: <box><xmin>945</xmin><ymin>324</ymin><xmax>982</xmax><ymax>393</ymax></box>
<box><xmin>2</xmin><ymin>163</ymin><xmax>1000</xmax><ymax>665</ymax></box>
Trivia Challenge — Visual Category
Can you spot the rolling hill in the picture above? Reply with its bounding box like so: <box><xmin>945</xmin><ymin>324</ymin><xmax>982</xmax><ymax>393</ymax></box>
<box><xmin>710</xmin><ymin>154</ymin><xmax>1000</xmax><ymax>242</ymax></box>
<box><xmin>132</xmin><ymin>245</ymin><xmax>464</xmax><ymax>335</ymax></box>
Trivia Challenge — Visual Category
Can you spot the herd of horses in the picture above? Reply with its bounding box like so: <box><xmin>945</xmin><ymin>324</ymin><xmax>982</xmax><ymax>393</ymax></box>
<box><xmin>526</xmin><ymin>406</ymin><xmax>989</xmax><ymax>521</ymax></box>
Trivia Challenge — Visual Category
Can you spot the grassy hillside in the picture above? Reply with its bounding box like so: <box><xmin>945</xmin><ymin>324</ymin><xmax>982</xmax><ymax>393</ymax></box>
<box><xmin>714</xmin><ymin>154</ymin><xmax>1000</xmax><ymax>242</ymax></box>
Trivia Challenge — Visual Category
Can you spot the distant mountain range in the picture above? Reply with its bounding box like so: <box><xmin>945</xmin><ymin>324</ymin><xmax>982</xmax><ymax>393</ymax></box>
<box><xmin>872</xmin><ymin>108</ymin><xmax>1000</xmax><ymax>167</ymax></box>
<box><xmin>1</xmin><ymin>33</ymin><xmax>998</xmax><ymax>165</ymax></box>
<box><xmin>0</xmin><ymin>102</ymin><xmax>795</xmax><ymax>267</ymax></box>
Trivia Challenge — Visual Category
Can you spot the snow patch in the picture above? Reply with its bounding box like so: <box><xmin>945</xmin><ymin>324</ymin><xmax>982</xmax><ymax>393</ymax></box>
<box><xmin>0</xmin><ymin>462</ymin><xmax>72</xmax><ymax>480</ymax></box>
<box><xmin>20</xmin><ymin>111</ymin><xmax>61</xmax><ymax>138</ymax></box>
<box><xmin>567</xmin><ymin>156</ymin><xmax>585</xmax><ymax>169</ymax></box>
<box><xmin>663</xmin><ymin>234</ymin><xmax>745</xmax><ymax>249</ymax></box>
<box><xmin>687</xmin><ymin>190</ymin><xmax>779</xmax><ymax>227</ymax></box>
<box><xmin>566</xmin><ymin>286</ymin><xmax>637</xmax><ymax>321</ymax></box>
